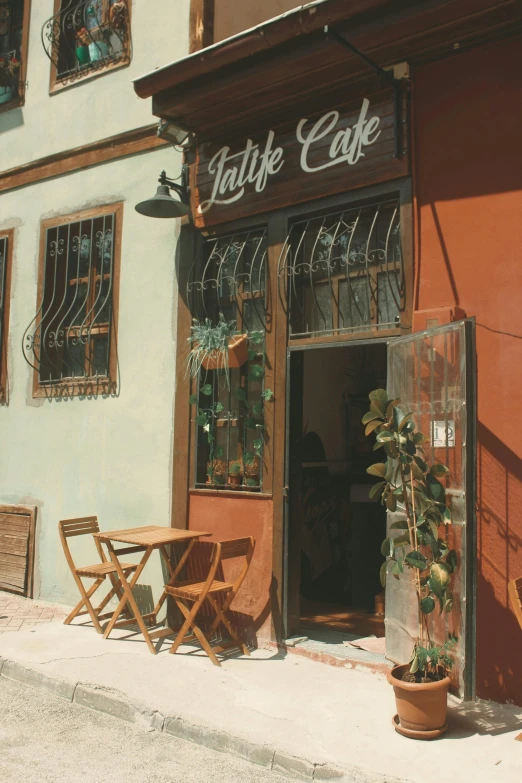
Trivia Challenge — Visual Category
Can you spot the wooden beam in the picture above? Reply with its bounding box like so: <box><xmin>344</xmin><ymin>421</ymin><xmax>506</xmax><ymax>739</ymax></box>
<box><xmin>0</xmin><ymin>125</ymin><xmax>168</xmax><ymax>195</ymax></box>
<box><xmin>189</xmin><ymin>0</ymin><xmax>215</xmax><ymax>53</ymax></box>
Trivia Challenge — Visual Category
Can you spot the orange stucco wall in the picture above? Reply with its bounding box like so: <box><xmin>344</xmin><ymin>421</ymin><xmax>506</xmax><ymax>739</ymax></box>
<box><xmin>188</xmin><ymin>493</ymin><xmax>274</xmax><ymax>645</ymax></box>
<box><xmin>414</xmin><ymin>37</ymin><xmax>522</xmax><ymax>704</ymax></box>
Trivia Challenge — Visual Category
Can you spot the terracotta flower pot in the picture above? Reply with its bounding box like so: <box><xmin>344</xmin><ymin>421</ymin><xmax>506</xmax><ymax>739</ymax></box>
<box><xmin>228</xmin><ymin>473</ymin><xmax>242</xmax><ymax>488</ymax></box>
<box><xmin>200</xmin><ymin>335</ymin><xmax>248</xmax><ymax>371</ymax></box>
<box><xmin>388</xmin><ymin>663</ymin><xmax>451</xmax><ymax>739</ymax></box>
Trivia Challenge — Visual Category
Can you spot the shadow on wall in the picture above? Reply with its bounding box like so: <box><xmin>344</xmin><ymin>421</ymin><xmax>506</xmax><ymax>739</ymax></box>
<box><xmin>477</xmin><ymin>421</ymin><xmax>522</xmax><ymax>705</ymax></box>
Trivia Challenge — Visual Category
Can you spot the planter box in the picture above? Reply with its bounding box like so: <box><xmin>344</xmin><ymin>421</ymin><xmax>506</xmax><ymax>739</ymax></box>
<box><xmin>201</xmin><ymin>334</ymin><xmax>248</xmax><ymax>371</ymax></box>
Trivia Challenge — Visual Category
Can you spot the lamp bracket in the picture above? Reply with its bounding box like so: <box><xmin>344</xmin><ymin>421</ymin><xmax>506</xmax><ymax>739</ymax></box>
<box><xmin>159</xmin><ymin>169</ymin><xmax>190</xmax><ymax>204</ymax></box>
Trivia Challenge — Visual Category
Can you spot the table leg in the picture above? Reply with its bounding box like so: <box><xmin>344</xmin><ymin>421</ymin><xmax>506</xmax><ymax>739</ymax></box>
<box><xmin>103</xmin><ymin>543</ymin><xmax>157</xmax><ymax>655</ymax></box>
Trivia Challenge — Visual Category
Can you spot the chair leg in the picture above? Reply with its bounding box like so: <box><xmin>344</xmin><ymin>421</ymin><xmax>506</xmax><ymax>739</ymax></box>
<box><xmin>169</xmin><ymin>598</ymin><xmax>221</xmax><ymax>667</ymax></box>
<box><xmin>207</xmin><ymin>594</ymin><xmax>250</xmax><ymax>656</ymax></box>
<box><xmin>67</xmin><ymin>577</ymin><xmax>106</xmax><ymax>633</ymax></box>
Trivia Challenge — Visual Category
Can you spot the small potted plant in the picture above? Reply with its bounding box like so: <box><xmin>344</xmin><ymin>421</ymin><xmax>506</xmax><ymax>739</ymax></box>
<box><xmin>206</xmin><ymin>458</ymin><xmax>227</xmax><ymax>486</ymax></box>
<box><xmin>0</xmin><ymin>52</ymin><xmax>20</xmax><ymax>104</ymax></box>
<box><xmin>227</xmin><ymin>460</ymin><xmax>243</xmax><ymax>488</ymax></box>
<box><xmin>363</xmin><ymin>388</ymin><xmax>458</xmax><ymax>739</ymax></box>
<box><xmin>75</xmin><ymin>27</ymin><xmax>91</xmax><ymax>66</ymax></box>
<box><xmin>244</xmin><ymin>454</ymin><xmax>261</xmax><ymax>487</ymax></box>
<box><xmin>187</xmin><ymin>313</ymin><xmax>248</xmax><ymax>380</ymax></box>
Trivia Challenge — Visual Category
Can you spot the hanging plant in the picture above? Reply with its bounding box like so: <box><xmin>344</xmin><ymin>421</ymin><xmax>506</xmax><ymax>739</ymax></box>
<box><xmin>186</xmin><ymin>313</ymin><xmax>248</xmax><ymax>386</ymax></box>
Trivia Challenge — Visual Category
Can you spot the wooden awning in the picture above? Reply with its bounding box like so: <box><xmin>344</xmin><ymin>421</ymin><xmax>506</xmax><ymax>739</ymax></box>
<box><xmin>133</xmin><ymin>0</ymin><xmax>521</xmax><ymax>143</ymax></box>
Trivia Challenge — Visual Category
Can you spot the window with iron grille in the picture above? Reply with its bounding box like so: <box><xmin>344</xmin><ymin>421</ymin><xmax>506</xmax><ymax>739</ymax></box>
<box><xmin>22</xmin><ymin>204</ymin><xmax>122</xmax><ymax>397</ymax></box>
<box><xmin>0</xmin><ymin>0</ymin><xmax>29</xmax><ymax>107</ymax></box>
<box><xmin>0</xmin><ymin>230</ymin><xmax>12</xmax><ymax>403</ymax></box>
<box><xmin>42</xmin><ymin>0</ymin><xmax>130</xmax><ymax>87</ymax></box>
<box><xmin>187</xmin><ymin>228</ymin><xmax>269</xmax><ymax>492</ymax></box>
<box><xmin>278</xmin><ymin>195</ymin><xmax>404</xmax><ymax>340</ymax></box>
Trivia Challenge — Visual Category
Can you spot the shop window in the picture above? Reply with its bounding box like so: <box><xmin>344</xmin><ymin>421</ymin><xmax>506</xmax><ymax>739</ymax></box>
<box><xmin>42</xmin><ymin>0</ymin><xmax>131</xmax><ymax>90</ymax></box>
<box><xmin>0</xmin><ymin>0</ymin><xmax>31</xmax><ymax>111</ymax></box>
<box><xmin>278</xmin><ymin>195</ymin><xmax>405</xmax><ymax>340</ymax></box>
<box><xmin>188</xmin><ymin>228</ymin><xmax>269</xmax><ymax>492</ymax></box>
<box><xmin>22</xmin><ymin>203</ymin><xmax>122</xmax><ymax>398</ymax></box>
<box><xmin>0</xmin><ymin>229</ymin><xmax>13</xmax><ymax>403</ymax></box>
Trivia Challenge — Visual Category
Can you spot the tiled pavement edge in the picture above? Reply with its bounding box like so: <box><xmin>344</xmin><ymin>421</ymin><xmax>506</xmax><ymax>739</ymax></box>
<box><xmin>0</xmin><ymin>593</ymin><xmax>69</xmax><ymax>632</ymax></box>
<box><xmin>0</xmin><ymin>655</ymin><xmax>405</xmax><ymax>783</ymax></box>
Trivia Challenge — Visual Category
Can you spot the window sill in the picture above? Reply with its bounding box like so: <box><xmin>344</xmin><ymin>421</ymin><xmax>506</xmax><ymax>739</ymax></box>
<box><xmin>0</xmin><ymin>95</ymin><xmax>24</xmax><ymax>116</ymax></box>
<box><xmin>189</xmin><ymin>488</ymin><xmax>272</xmax><ymax>500</ymax></box>
<box><xmin>32</xmin><ymin>378</ymin><xmax>117</xmax><ymax>399</ymax></box>
<box><xmin>49</xmin><ymin>58</ymin><xmax>130</xmax><ymax>96</ymax></box>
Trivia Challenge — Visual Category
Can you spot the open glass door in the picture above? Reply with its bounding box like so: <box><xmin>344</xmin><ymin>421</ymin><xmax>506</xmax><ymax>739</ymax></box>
<box><xmin>386</xmin><ymin>320</ymin><xmax>476</xmax><ymax>698</ymax></box>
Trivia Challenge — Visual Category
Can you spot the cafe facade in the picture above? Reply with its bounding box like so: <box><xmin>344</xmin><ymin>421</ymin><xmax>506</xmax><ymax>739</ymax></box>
<box><xmin>134</xmin><ymin>0</ymin><xmax>522</xmax><ymax>707</ymax></box>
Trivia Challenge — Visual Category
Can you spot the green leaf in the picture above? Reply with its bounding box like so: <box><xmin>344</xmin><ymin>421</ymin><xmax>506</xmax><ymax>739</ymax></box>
<box><xmin>195</xmin><ymin>413</ymin><xmax>207</xmax><ymax>426</ymax></box>
<box><xmin>253</xmin><ymin>438</ymin><xmax>263</xmax><ymax>453</ymax></box>
<box><xmin>392</xmin><ymin>406</ymin><xmax>405</xmax><ymax>430</ymax></box>
<box><xmin>393</xmin><ymin>532</ymin><xmax>410</xmax><ymax>546</ymax></box>
<box><xmin>399</xmin><ymin>412</ymin><xmax>415</xmax><ymax>432</ymax></box>
<box><xmin>367</xmin><ymin>463</ymin><xmax>387</xmax><ymax>478</ymax></box>
<box><xmin>446</xmin><ymin>550</ymin><xmax>458</xmax><ymax>573</ymax></box>
<box><xmin>249</xmin><ymin>364</ymin><xmax>265</xmax><ymax>379</ymax></box>
<box><xmin>430</xmin><ymin>464</ymin><xmax>449</xmax><ymax>477</ymax></box>
<box><xmin>430</xmin><ymin>562</ymin><xmax>451</xmax><ymax>592</ymax></box>
<box><xmin>368</xmin><ymin>481</ymin><xmax>386</xmax><ymax>500</ymax></box>
<box><xmin>248</xmin><ymin>330</ymin><xmax>265</xmax><ymax>345</ymax></box>
<box><xmin>390</xmin><ymin>519</ymin><xmax>409</xmax><ymax>530</ymax></box>
<box><xmin>441</xmin><ymin>506</ymin><xmax>451</xmax><ymax>523</ymax></box>
<box><xmin>189</xmin><ymin>393</ymin><xmax>198</xmax><ymax>405</ymax></box>
<box><xmin>376</xmin><ymin>430</ymin><xmax>394</xmax><ymax>442</ymax></box>
<box><xmin>214</xmin><ymin>447</ymin><xmax>224</xmax><ymax>458</ymax></box>
<box><xmin>386</xmin><ymin>491</ymin><xmax>397</xmax><ymax>512</ymax></box>
<box><xmin>214</xmin><ymin>402</ymin><xmax>224</xmax><ymax>413</ymax></box>
<box><xmin>246</xmin><ymin>417</ymin><xmax>258</xmax><ymax>429</ymax></box>
<box><xmin>379</xmin><ymin>561</ymin><xmax>387</xmax><ymax>588</ymax></box>
<box><xmin>426</xmin><ymin>474</ymin><xmax>445</xmax><ymax>502</ymax></box>
<box><xmin>369</xmin><ymin>389</ymin><xmax>388</xmax><ymax>405</ymax></box>
<box><xmin>391</xmin><ymin>559</ymin><xmax>403</xmax><ymax>578</ymax></box>
<box><xmin>420</xmin><ymin>596</ymin><xmax>435</xmax><ymax>615</ymax></box>
<box><xmin>411</xmin><ymin>462</ymin><xmax>425</xmax><ymax>482</ymax></box>
<box><xmin>405</xmin><ymin>550</ymin><xmax>427</xmax><ymax>569</ymax></box>
<box><xmin>252</xmin><ymin>401</ymin><xmax>262</xmax><ymax>416</ymax></box>
<box><xmin>410</xmin><ymin>653</ymin><xmax>419</xmax><ymax>674</ymax></box>
<box><xmin>414</xmin><ymin>432</ymin><xmax>428</xmax><ymax>445</ymax></box>
<box><xmin>201</xmin><ymin>383</ymin><xmax>213</xmax><ymax>396</ymax></box>
<box><xmin>248</xmin><ymin>349</ymin><xmax>258</xmax><ymax>361</ymax></box>
<box><xmin>365</xmin><ymin>419</ymin><xmax>383</xmax><ymax>436</ymax></box>
<box><xmin>386</xmin><ymin>399</ymin><xmax>400</xmax><ymax>419</ymax></box>
<box><xmin>261</xmin><ymin>388</ymin><xmax>273</xmax><ymax>401</ymax></box>
<box><xmin>414</xmin><ymin>456</ymin><xmax>428</xmax><ymax>473</ymax></box>
<box><xmin>381</xmin><ymin>538</ymin><xmax>392</xmax><ymax>558</ymax></box>
<box><xmin>362</xmin><ymin>410</ymin><xmax>383</xmax><ymax>425</ymax></box>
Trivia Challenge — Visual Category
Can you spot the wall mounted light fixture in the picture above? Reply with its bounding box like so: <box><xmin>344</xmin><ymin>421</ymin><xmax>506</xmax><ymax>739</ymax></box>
<box><xmin>135</xmin><ymin>169</ymin><xmax>190</xmax><ymax>219</ymax></box>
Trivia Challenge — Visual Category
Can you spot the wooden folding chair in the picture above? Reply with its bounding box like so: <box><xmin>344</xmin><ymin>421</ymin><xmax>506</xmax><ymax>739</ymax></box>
<box><xmin>508</xmin><ymin>576</ymin><xmax>522</xmax><ymax>630</ymax></box>
<box><xmin>59</xmin><ymin>517</ymin><xmax>137</xmax><ymax>634</ymax></box>
<box><xmin>165</xmin><ymin>536</ymin><xmax>255</xmax><ymax>666</ymax></box>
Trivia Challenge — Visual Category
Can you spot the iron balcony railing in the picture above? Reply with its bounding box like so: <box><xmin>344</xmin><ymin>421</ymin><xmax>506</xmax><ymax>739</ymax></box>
<box><xmin>22</xmin><ymin>213</ymin><xmax>116</xmax><ymax>391</ymax></box>
<box><xmin>278</xmin><ymin>197</ymin><xmax>405</xmax><ymax>339</ymax></box>
<box><xmin>41</xmin><ymin>0</ymin><xmax>130</xmax><ymax>85</ymax></box>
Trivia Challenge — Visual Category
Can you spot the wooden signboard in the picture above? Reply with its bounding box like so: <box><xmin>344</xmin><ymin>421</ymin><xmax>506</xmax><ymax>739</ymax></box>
<box><xmin>0</xmin><ymin>504</ymin><xmax>36</xmax><ymax>596</ymax></box>
<box><xmin>191</xmin><ymin>85</ymin><xmax>409</xmax><ymax>229</ymax></box>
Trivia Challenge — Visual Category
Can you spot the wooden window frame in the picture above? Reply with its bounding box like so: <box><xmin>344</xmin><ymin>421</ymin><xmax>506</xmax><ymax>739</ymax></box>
<box><xmin>48</xmin><ymin>0</ymin><xmax>132</xmax><ymax>95</ymax></box>
<box><xmin>0</xmin><ymin>227</ymin><xmax>13</xmax><ymax>404</ymax></box>
<box><xmin>0</xmin><ymin>0</ymin><xmax>32</xmax><ymax>116</ymax></box>
<box><xmin>30</xmin><ymin>201</ymin><xmax>123</xmax><ymax>399</ymax></box>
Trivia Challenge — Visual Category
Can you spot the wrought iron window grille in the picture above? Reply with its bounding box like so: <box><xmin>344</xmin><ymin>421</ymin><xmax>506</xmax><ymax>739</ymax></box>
<box><xmin>187</xmin><ymin>229</ymin><xmax>269</xmax><ymax>491</ymax></box>
<box><xmin>278</xmin><ymin>196</ymin><xmax>405</xmax><ymax>340</ymax></box>
<box><xmin>0</xmin><ymin>0</ymin><xmax>27</xmax><ymax>103</ymax></box>
<box><xmin>22</xmin><ymin>212</ymin><xmax>117</xmax><ymax>397</ymax></box>
<box><xmin>42</xmin><ymin>0</ymin><xmax>130</xmax><ymax>85</ymax></box>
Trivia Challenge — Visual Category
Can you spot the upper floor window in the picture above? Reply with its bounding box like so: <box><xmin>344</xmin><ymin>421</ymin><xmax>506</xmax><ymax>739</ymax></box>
<box><xmin>0</xmin><ymin>0</ymin><xmax>30</xmax><ymax>110</ymax></box>
<box><xmin>42</xmin><ymin>0</ymin><xmax>131</xmax><ymax>90</ymax></box>
<box><xmin>22</xmin><ymin>203</ymin><xmax>122</xmax><ymax>398</ymax></box>
<box><xmin>191</xmin><ymin>0</ymin><xmax>301</xmax><ymax>50</ymax></box>
<box><xmin>0</xmin><ymin>229</ymin><xmax>13</xmax><ymax>403</ymax></box>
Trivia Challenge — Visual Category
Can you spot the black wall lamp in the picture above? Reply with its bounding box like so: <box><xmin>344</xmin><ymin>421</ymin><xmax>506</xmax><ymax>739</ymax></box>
<box><xmin>135</xmin><ymin>169</ymin><xmax>190</xmax><ymax>219</ymax></box>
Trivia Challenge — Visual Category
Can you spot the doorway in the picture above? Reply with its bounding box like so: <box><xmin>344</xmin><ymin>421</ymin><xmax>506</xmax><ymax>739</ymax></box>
<box><xmin>286</xmin><ymin>341</ymin><xmax>388</xmax><ymax>651</ymax></box>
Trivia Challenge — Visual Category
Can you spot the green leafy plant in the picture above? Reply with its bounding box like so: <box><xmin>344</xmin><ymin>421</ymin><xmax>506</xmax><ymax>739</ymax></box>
<box><xmin>363</xmin><ymin>388</ymin><xmax>458</xmax><ymax>681</ymax></box>
<box><xmin>206</xmin><ymin>458</ymin><xmax>227</xmax><ymax>484</ymax></box>
<box><xmin>186</xmin><ymin>313</ymin><xmax>239</xmax><ymax>383</ymax></box>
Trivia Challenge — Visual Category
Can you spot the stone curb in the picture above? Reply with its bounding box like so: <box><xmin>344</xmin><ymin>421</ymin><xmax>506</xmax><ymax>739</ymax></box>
<box><xmin>0</xmin><ymin>655</ymin><xmax>404</xmax><ymax>783</ymax></box>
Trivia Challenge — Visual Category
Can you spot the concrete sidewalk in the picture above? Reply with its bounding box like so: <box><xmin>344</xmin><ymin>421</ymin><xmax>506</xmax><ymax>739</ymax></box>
<box><xmin>0</xmin><ymin>614</ymin><xmax>521</xmax><ymax>783</ymax></box>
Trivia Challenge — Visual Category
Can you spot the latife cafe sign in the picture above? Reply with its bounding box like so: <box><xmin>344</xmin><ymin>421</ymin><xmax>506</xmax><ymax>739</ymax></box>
<box><xmin>193</xmin><ymin>89</ymin><xmax>408</xmax><ymax>228</ymax></box>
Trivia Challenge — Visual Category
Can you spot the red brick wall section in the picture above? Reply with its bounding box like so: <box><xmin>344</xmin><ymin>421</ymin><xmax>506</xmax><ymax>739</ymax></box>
<box><xmin>414</xmin><ymin>36</ymin><xmax>522</xmax><ymax>705</ymax></box>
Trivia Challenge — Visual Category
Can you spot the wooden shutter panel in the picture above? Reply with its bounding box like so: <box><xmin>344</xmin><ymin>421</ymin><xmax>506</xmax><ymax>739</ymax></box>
<box><xmin>0</xmin><ymin>504</ymin><xmax>36</xmax><ymax>597</ymax></box>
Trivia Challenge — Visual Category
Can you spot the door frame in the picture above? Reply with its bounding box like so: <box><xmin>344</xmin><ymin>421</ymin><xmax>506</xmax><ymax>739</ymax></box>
<box><xmin>282</xmin><ymin>323</ymin><xmax>477</xmax><ymax>702</ymax></box>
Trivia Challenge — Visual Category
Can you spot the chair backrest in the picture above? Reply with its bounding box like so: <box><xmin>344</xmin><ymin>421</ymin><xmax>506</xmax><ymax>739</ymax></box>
<box><xmin>218</xmin><ymin>537</ymin><xmax>255</xmax><ymax>595</ymax></box>
<box><xmin>58</xmin><ymin>516</ymin><xmax>102</xmax><ymax>573</ymax></box>
<box><xmin>508</xmin><ymin>576</ymin><xmax>522</xmax><ymax>630</ymax></box>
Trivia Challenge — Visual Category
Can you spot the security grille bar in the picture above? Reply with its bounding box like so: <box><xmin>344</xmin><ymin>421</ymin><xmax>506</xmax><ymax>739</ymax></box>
<box><xmin>22</xmin><ymin>214</ymin><xmax>115</xmax><ymax>386</ymax></box>
<box><xmin>278</xmin><ymin>197</ymin><xmax>404</xmax><ymax>339</ymax></box>
<box><xmin>41</xmin><ymin>0</ymin><xmax>130</xmax><ymax>85</ymax></box>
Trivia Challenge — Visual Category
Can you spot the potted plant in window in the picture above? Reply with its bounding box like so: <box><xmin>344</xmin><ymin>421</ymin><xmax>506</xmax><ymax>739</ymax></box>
<box><xmin>227</xmin><ymin>460</ymin><xmax>243</xmax><ymax>488</ymax></box>
<box><xmin>187</xmin><ymin>313</ymin><xmax>248</xmax><ymax>380</ymax></box>
<box><xmin>244</xmin><ymin>454</ymin><xmax>261</xmax><ymax>488</ymax></box>
<box><xmin>75</xmin><ymin>27</ymin><xmax>91</xmax><ymax>67</ymax></box>
<box><xmin>363</xmin><ymin>389</ymin><xmax>458</xmax><ymax>739</ymax></box>
<box><xmin>0</xmin><ymin>52</ymin><xmax>20</xmax><ymax>105</ymax></box>
<box><xmin>206</xmin><ymin>458</ymin><xmax>227</xmax><ymax>486</ymax></box>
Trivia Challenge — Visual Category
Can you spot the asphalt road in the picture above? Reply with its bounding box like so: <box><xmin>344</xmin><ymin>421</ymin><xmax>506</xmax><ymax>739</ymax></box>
<box><xmin>0</xmin><ymin>678</ymin><xmax>292</xmax><ymax>783</ymax></box>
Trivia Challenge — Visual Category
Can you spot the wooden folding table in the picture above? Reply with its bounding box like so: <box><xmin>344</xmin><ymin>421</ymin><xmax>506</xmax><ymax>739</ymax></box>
<box><xmin>93</xmin><ymin>525</ymin><xmax>210</xmax><ymax>654</ymax></box>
